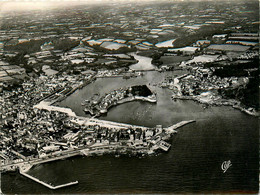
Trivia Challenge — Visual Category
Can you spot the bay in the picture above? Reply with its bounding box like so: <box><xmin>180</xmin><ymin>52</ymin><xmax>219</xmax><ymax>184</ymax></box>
<box><xmin>2</xmin><ymin>69</ymin><xmax>258</xmax><ymax>194</ymax></box>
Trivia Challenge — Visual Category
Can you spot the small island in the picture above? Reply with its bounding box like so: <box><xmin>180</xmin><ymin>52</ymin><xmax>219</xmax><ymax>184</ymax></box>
<box><xmin>83</xmin><ymin>85</ymin><xmax>157</xmax><ymax>116</ymax></box>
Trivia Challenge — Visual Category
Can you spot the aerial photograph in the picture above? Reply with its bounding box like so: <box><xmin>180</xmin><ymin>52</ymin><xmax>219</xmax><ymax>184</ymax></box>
<box><xmin>0</xmin><ymin>0</ymin><xmax>259</xmax><ymax>194</ymax></box>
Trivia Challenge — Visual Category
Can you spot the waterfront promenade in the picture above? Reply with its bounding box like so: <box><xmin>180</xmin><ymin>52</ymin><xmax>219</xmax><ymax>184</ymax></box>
<box><xmin>1</xmin><ymin>119</ymin><xmax>196</xmax><ymax>171</ymax></box>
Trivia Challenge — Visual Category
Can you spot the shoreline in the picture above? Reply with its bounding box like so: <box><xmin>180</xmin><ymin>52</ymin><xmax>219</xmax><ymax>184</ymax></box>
<box><xmin>98</xmin><ymin>95</ymin><xmax>157</xmax><ymax>115</ymax></box>
<box><xmin>47</xmin><ymin>69</ymin><xmax>257</xmax><ymax>118</ymax></box>
<box><xmin>172</xmin><ymin>95</ymin><xmax>259</xmax><ymax>117</ymax></box>
<box><xmin>0</xmin><ymin>119</ymin><xmax>195</xmax><ymax>174</ymax></box>
<box><xmin>84</xmin><ymin>85</ymin><xmax>157</xmax><ymax>116</ymax></box>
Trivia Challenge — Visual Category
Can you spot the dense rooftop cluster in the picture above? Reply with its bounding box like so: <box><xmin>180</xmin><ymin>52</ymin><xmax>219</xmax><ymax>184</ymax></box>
<box><xmin>84</xmin><ymin>85</ymin><xmax>156</xmax><ymax>116</ymax></box>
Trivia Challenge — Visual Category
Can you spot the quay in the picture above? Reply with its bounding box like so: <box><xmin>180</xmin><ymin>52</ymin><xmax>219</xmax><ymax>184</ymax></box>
<box><xmin>2</xmin><ymin>91</ymin><xmax>197</xmax><ymax>190</ymax></box>
<box><xmin>1</xmin><ymin>118</ymin><xmax>196</xmax><ymax>190</ymax></box>
<box><xmin>166</xmin><ymin>120</ymin><xmax>195</xmax><ymax>133</ymax></box>
<box><xmin>1</xmin><ymin>119</ymin><xmax>196</xmax><ymax>172</ymax></box>
<box><xmin>19</xmin><ymin>168</ymin><xmax>78</xmax><ymax>190</ymax></box>
<box><xmin>31</xmin><ymin>150</ymin><xmax>81</xmax><ymax>166</ymax></box>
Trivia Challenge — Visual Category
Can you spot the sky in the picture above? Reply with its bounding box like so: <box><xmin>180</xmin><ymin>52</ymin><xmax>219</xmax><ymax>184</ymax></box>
<box><xmin>0</xmin><ymin>1</ymin><xmax>94</xmax><ymax>12</ymax></box>
<box><xmin>0</xmin><ymin>0</ymin><xmax>252</xmax><ymax>12</ymax></box>
<box><xmin>0</xmin><ymin>0</ymin><xmax>160</xmax><ymax>12</ymax></box>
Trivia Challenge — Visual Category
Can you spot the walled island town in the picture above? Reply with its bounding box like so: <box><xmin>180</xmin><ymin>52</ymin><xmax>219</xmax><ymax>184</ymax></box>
<box><xmin>0</xmin><ymin>0</ymin><xmax>259</xmax><ymax>194</ymax></box>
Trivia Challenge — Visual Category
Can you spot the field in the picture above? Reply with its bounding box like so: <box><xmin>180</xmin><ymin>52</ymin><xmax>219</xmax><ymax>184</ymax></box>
<box><xmin>207</xmin><ymin>44</ymin><xmax>250</xmax><ymax>52</ymax></box>
<box><xmin>159</xmin><ymin>55</ymin><xmax>192</xmax><ymax>65</ymax></box>
<box><xmin>155</xmin><ymin>39</ymin><xmax>176</xmax><ymax>48</ymax></box>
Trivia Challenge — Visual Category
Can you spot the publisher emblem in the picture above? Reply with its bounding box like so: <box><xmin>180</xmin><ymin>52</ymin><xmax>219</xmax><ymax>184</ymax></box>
<box><xmin>221</xmin><ymin>160</ymin><xmax>232</xmax><ymax>173</ymax></box>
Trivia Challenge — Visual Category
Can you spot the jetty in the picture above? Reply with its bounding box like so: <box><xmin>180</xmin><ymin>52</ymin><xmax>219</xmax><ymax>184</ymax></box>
<box><xmin>166</xmin><ymin>120</ymin><xmax>195</xmax><ymax>133</ymax></box>
<box><xmin>19</xmin><ymin>167</ymin><xmax>78</xmax><ymax>190</ymax></box>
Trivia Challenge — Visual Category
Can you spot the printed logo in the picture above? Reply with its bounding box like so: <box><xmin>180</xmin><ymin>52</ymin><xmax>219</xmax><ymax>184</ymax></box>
<box><xmin>221</xmin><ymin>160</ymin><xmax>232</xmax><ymax>173</ymax></box>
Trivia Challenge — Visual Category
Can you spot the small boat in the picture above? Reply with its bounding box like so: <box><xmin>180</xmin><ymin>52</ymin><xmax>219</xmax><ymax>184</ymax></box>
<box><xmin>123</xmin><ymin>75</ymin><xmax>130</xmax><ymax>79</ymax></box>
<box><xmin>203</xmin><ymin>104</ymin><xmax>209</xmax><ymax>109</ymax></box>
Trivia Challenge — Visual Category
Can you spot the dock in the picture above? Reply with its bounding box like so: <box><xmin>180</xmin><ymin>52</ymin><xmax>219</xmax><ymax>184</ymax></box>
<box><xmin>19</xmin><ymin>169</ymin><xmax>78</xmax><ymax>190</ymax></box>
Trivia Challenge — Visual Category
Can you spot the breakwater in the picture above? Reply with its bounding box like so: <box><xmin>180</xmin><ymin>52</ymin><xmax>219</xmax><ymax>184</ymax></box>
<box><xmin>166</xmin><ymin>120</ymin><xmax>195</xmax><ymax>133</ymax></box>
<box><xmin>20</xmin><ymin>170</ymin><xmax>78</xmax><ymax>190</ymax></box>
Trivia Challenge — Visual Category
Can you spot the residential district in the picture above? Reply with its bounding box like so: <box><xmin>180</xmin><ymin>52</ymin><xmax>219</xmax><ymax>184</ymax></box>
<box><xmin>0</xmin><ymin>0</ymin><xmax>259</xmax><ymax>190</ymax></box>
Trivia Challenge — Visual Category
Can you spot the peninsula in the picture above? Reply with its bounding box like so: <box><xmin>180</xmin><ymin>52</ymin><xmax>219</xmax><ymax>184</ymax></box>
<box><xmin>84</xmin><ymin>85</ymin><xmax>157</xmax><ymax>116</ymax></box>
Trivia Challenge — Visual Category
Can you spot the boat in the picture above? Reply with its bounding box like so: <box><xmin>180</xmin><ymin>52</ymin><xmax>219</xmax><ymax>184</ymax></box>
<box><xmin>84</xmin><ymin>107</ymin><xmax>94</xmax><ymax>115</ymax></box>
<box><xmin>123</xmin><ymin>75</ymin><xmax>130</xmax><ymax>79</ymax></box>
<box><xmin>91</xmin><ymin>94</ymin><xmax>100</xmax><ymax>105</ymax></box>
